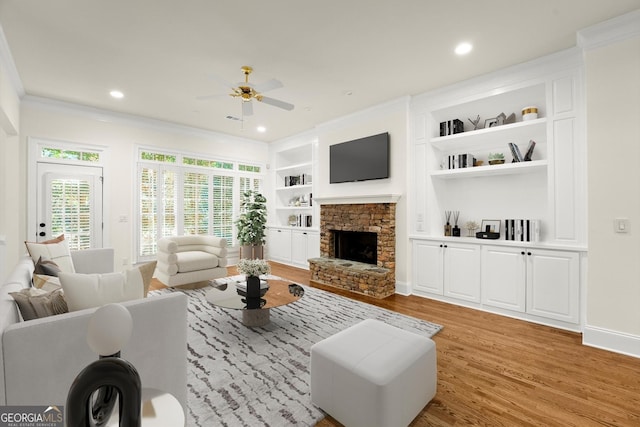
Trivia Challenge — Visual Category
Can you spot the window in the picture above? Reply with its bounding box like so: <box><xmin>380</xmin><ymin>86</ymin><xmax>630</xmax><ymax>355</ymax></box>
<box><xmin>136</xmin><ymin>149</ymin><xmax>263</xmax><ymax>261</ymax></box>
<box><xmin>49</xmin><ymin>178</ymin><xmax>92</xmax><ymax>250</ymax></box>
<box><xmin>41</xmin><ymin>147</ymin><xmax>101</xmax><ymax>163</ymax></box>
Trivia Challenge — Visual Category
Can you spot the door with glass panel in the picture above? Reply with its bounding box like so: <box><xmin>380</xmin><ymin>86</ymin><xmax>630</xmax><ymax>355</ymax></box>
<box><xmin>36</xmin><ymin>163</ymin><xmax>104</xmax><ymax>249</ymax></box>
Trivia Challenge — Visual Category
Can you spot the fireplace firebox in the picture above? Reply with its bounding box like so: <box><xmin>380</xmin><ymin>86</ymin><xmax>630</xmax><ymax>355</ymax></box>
<box><xmin>332</xmin><ymin>230</ymin><xmax>377</xmax><ymax>265</ymax></box>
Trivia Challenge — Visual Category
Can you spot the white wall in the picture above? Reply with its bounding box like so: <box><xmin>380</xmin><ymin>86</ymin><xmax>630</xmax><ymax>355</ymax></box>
<box><xmin>0</xmin><ymin>48</ymin><xmax>21</xmax><ymax>273</ymax></box>
<box><xmin>19</xmin><ymin>99</ymin><xmax>268</xmax><ymax>270</ymax></box>
<box><xmin>584</xmin><ymin>34</ymin><xmax>640</xmax><ymax>354</ymax></box>
<box><xmin>314</xmin><ymin>97</ymin><xmax>410</xmax><ymax>286</ymax></box>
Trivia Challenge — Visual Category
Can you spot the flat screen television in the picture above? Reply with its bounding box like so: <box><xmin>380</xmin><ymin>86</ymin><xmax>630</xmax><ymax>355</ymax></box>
<box><xmin>329</xmin><ymin>132</ymin><xmax>390</xmax><ymax>183</ymax></box>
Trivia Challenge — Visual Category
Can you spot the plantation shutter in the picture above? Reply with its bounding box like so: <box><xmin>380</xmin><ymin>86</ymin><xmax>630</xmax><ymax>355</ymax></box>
<box><xmin>183</xmin><ymin>171</ymin><xmax>210</xmax><ymax>235</ymax></box>
<box><xmin>49</xmin><ymin>178</ymin><xmax>92</xmax><ymax>250</ymax></box>
<box><xmin>139</xmin><ymin>165</ymin><xmax>159</xmax><ymax>257</ymax></box>
<box><xmin>212</xmin><ymin>174</ymin><xmax>234</xmax><ymax>240</ymax></box>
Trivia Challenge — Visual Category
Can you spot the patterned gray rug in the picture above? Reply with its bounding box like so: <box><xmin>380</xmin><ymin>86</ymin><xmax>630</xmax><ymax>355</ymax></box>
<box><xmin>151</xmin><ymin>278</ymin><xmax>442</xmax><ymax>427</ymax></box>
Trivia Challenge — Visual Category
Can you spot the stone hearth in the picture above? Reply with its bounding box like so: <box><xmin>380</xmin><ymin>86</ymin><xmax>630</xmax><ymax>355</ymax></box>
<box><xmin>309</xmin><ymin>202</ymin><xmax>396</xmax><ymax>298</ymax></box>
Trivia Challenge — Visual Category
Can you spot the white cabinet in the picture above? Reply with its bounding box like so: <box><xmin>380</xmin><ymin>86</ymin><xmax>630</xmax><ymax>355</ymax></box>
<box><xmin>527</xmin><ymin>249</ymin><xmax>579</xmax><ymax>324</ymax></box>
<box><xmin>414</xmin><ymin>238</ymin><xmax>581</xmax><ymax>329</ymax></box>
<box><xmin>482</xmin><ymin>246</ymin><xmax>526</xmax><ymax>312</ymax></box>
<box><xmin>482</xmin><ymin>245</ymin><xmax>579</xmax><ymax>323</ymax></box>
<box><xmin>268</xmin><ymin>227</ymin><xmax>291</xmax><ymax>262</ymax></box>
<box><xmin>268</xmin><ymin>227</ymin><xmax>319</xmax><ymax>269</ymax></box>
<box><xmin>413</xmin><ymin>240</ymin><xmax>481</xmax><ymax>303</ymax></box>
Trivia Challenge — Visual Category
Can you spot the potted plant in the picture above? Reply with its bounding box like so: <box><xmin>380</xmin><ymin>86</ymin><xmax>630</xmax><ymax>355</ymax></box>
<box><xmin>236</xmin><ymin>258</ymin><xmax>271</xmax><ymax>298</ymax></box>
<box><xmin>488</xmin><ymin>152</ymin><xmax>505</xmax><ymax>165</ymax></box>
<box><xmin>235</xmin><ymin>190</ymin><xmax>267</xmax><ymax>259</ymax></box>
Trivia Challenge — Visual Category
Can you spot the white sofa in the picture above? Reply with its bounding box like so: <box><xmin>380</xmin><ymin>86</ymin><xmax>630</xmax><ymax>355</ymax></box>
<box><xmin>156</xmin><ymin>235</ymin><xmax>228</xmax><ymax>286</ymax></box>
<box><xmin>0</xmin><ymin>249</ymin><xmax>189</xmax><ymax>410</ymax></box>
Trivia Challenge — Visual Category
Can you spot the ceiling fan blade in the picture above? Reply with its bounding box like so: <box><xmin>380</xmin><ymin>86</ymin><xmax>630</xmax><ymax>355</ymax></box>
<box><xmin>259</xmin><ymin>96</ymin><xmax>295</xmax><ymax>111</ymax></box>
<box><xmin>242</xmin><ymin>101</ymin><xmax>253</xmax><ymax>116</ymax></box>
<box><xmin>209</xmin><ymin>73</ymin><xmax>235</xmax><ymax>90</ymax></box>
<box><xmin>253</xmin><ymin>78</ymin><xmax>283</xmax><ymax>93</ymax></box>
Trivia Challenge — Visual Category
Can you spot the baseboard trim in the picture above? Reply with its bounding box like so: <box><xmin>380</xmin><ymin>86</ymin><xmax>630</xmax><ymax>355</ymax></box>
<box><xmin>395</xmin><ymin>281</ymin><xmax>410</xmax><ymax>296</ymax></box>
<box><xmin>582</xmin><ymin>325</ymin><xmax>640</xmax><ymax>359</ymax></box>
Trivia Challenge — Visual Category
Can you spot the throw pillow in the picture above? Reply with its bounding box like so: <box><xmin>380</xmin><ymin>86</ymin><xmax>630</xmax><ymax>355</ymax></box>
<box><xmin>25</xmin><ymin>234</ymin><xmax>75</xmax><ymax>273</ymax></box>
<box><xmin>10</xmin><ymin>288</ymin><xmax>68</xmax><ymax>321</ymax></box>
<box><xmin>33</xmin><ymin>274</ymin><xmax>62</xmax><ymax>292</ymax></box>
<box><xmin>59</xmin><ymin>264</ymin><xmax>151</xmax><ymax>311</ymax></box>
<box><xmin>34</xmin><ymin>256</ymin><xmax>62</xmax><ymax>276</ymax></box>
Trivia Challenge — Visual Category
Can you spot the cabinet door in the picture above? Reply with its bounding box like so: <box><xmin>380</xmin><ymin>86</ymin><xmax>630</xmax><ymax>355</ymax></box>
<box><xmin>526</xmin><ymin>250</ymin><xmax>579</xmax><ymax>323</ymax></box>
<box><xmin>291</xmin><ymin>231</ymin><xmax>308</xmax><ymax>266</ymax></box>
<box><xmin>444</xmin><ymin>243</ymin><xmax>481</xmax><ymax>303</ymax></box>
<box><xmin>413</xmin><ymin>240</ymin><xmax>444</xmax><ymax>295</ymax></box>
<box><xmin>268</xmin><ymin>228</ymin><xmax>291</xmax><ymax>262</ymax></box>
<box><xmin>481</xmin><ymin>246</ymin><xmax>526</xmax><ymax>312</ymax></box>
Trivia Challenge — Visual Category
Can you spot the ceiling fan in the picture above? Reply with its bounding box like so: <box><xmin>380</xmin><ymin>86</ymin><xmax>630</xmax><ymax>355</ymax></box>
<box><xmin>198</xmin><ymin>66</ymin><xmax>294</xmax><ymax>117</ymax></box>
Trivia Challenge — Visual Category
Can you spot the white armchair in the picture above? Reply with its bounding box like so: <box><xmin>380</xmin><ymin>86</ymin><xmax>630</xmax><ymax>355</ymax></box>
<box><xmin>156</xmin><ymin>235</ymin><xmax>228</xmax><ymax>286</ymax></box>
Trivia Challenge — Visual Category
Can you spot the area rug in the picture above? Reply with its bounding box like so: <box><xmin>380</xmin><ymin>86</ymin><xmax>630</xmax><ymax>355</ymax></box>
<box><xmin>150</xmin><ymin>277</ymin><xmax>442</xmax><ymax>427</ymax></box>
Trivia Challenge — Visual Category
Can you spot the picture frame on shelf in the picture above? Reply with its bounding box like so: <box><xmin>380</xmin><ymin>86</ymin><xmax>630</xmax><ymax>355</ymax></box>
<box><xmin>484</xmin><ymin>118</ymin><xmax>498</xmax><ymax>128</ymax></box>
<box><xmin>481</xmin><ymin>220</ymin><xmax>501</xmax><ymax>234</ymax></box>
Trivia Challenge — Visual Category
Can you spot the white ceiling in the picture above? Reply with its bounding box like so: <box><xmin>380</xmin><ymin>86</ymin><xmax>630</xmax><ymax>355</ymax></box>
<box><xmin>1</xmin><ymin>0</ymin><xmax>639</xmax><ymax>142</ymax></box>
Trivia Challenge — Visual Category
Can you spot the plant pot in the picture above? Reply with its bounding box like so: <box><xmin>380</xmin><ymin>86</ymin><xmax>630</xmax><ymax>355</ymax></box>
<box><xmin>488</xmin><ymin>159</ymin><xmax>505</xmax><ymax>165</ymax></box>
<box><xmin>240</xmin><ymin>245</ymin><xmax>264</xmax><ymax>260</ymax></box>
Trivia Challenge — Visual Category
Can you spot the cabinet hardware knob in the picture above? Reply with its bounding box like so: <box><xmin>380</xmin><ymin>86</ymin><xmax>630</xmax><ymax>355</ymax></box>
<box><xmin>439</xmin><ymin>244</ymin><xmax>443</xmax><ymax>248</ymax></box>
<box><xmin>39</xmin><ymin>232</ymin><xmax>46</xmax><ymax>237</ymax></box>
<box><xmin>444</xmin><ymin>245</ymin><xmax>448</xmax><ymax>248</ymax></box>
<box><xmin>527</xmin><ymin>252</ymin><xmax>532</xmax><ymax>256</ymax></box>
<box><xmin>521</xmin><ymin>251</ymin><xmax>525</xmax><ymax>255</ymax></box>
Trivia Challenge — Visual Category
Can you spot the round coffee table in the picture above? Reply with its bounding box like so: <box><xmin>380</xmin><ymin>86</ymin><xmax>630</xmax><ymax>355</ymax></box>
<box><xmin>205</xmin><ymin>278</ymin><xmax>304</xmax><ymax>327</ymax></box>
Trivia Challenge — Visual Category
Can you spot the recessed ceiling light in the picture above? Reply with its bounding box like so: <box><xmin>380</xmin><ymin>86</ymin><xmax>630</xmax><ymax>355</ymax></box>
<box><xmin>455</xmin><ymin>42</ymin><xmax>473</xmax><ymax>55</ymax></box>
<box><xmin>257</xmin><ymin>126</ymin><xmax>266</xmax><ymax>133</ymax></box>
<box><xmin>110</xmin><ymin>90</ymin><xmax>124</xmax><ymax>99</ymax></box>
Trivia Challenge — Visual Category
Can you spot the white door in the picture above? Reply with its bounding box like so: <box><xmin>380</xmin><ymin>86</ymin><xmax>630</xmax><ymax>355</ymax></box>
<box><xmin>36</xmin><ymin>163</ymin><xmax>104</xmax><ymax>249</ymax></box>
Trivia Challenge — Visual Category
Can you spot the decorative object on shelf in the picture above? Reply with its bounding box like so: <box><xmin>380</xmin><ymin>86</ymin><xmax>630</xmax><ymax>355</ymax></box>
<box><xmin>236</xmin><ymin>190</ymin><xmax>267</xmax><ymax>259</ymax></box>
<box><xmin>484</xmin><ymin>117</ymin><xmax>498</xmax><ymax>128</ymax></box>
<box><xmin>476</xmin><ymin>219</ymin><xmax>501</xmax><ymax>239</ymax></box>
<box><xmin>488</xmin><ymin>152</ymin><xmax>505</xmax><ymax>165</ymax></box>
<box><xmin>288</xmin><ymin>214</ymin><xmax>297</xmax><ymax>226</ymax></box>
<box><xmin>284</xmin><ymin>173</ymin><xmax>311</xmax><ymax>187</ymax></box>
<box><xmin>505</xmin><ymin>112</ymin><xmax>516</xmax><ymax>124</ymax></box>
<box><xmin>468</xmin><ymin>115</ymin><xmax>481</xmax><ymax>130</ymax></box>
<box><xmin>465</xmin><ymin>221</ymin><xmax>479</xmax><ymax>237</ymax></box>
<box><xmin>444</xmin><ymin>211</ymin><xmax>452</xmax><ymax>236</ymax></box>
<box><xmin>452</xmin><ymin>211</ymin><xmax>461</xmax><ymax>237</ymax></box>
<box><xmin>496</xmin><ymin>112</ymin><xmax>507</xmax><ymax>126</ymax></box>
<box><xmin>446</xmin><ymin>153</ymin><xmax>475</xmax><ymax>169</ymax></box>
<box><xmin>237</xmin><ymin>258</ymin><xmax>271</xmax><ymax>299</ymax></box>
<box><xmin>439</xmin><ymin>119</ymin><xmax>464</xmax><ymax>136</ymax></box>
<box><xmin>522</xmin><ymin>106</ymin><xmax>538</xmax><ymax>121</ymax></box>
<box><xmin>66</xmin><ymin>303</ymin><xmax>141</xmax><ymax>426</ymax></box>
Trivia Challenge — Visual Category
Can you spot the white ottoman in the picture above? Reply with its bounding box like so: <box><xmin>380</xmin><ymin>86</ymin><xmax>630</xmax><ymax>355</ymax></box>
<box><xmin>310</xmin><ymin>319</ymin><xmax>437</xmax><ymax>427</ymax></box>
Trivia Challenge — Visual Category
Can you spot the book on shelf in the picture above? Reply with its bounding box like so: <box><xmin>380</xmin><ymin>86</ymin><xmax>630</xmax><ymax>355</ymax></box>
<box><xmin>508</xmin><ymin>143</ymin><xmax>524</xmax><ymax>162</ymax></box>
<box><xmin>284</xmin><ymin>174</ymin><xmax>311</xmax><ymax>187</ymax></box>
<box><xmin>524</xmin><ymin>140</ymin><xmax>536</xmax><ymax>161</ymax></box>
<box><xmin>505</xmin><ymin>219</ymin><xmax>540</xmax><ymax>242</ymax></box>
<box><xmin>447</xmin><ymin>153</ymin><xmax>476</xmax><ymax>169</ymax></box>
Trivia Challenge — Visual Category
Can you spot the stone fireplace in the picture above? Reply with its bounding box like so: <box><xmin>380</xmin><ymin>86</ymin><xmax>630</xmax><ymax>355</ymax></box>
<box><xmin>309</xmin><ymin>198</ymin><xmax>397</xmax><ymax>298</ymax></box>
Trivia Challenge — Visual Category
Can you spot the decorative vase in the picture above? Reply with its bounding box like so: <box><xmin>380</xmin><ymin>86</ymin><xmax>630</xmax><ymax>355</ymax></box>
<box><xmin>246</xmin><ymin>275</ymin><xmax>261</xmax><ymax>299</ymax></box>
<box><xmin>444</xmin><ymin>222</ymin><xmax>452</xmax><ymax>236</ymax></box>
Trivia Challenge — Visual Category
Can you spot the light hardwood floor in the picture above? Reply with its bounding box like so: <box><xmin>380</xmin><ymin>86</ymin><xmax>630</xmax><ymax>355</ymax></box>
<box><xmin>152</xmin><ymin>262</ymin><xmax>640</xmax><ymax>426</ymax></box>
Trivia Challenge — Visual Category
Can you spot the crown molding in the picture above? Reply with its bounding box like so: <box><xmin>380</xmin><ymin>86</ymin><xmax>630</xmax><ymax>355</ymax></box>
<box><xmin>577</xmin><ymin>9</ymin><xmax>640</xmax><ymax>51</ymax></box>
<box><xmin>21</xmin><ymin>95</ymin><xmax>266</xmax><ymax>147</ymax></box>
